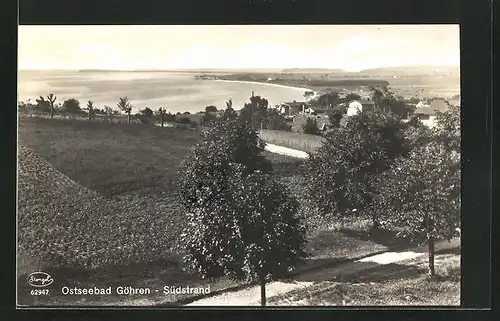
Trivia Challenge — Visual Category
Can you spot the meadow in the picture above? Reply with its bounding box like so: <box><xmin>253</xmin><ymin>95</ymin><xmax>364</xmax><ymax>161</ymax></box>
<box><xmin>17</xmin><ymin>116</ymin><xmax>458</xmax><ymax>306</ymax></box>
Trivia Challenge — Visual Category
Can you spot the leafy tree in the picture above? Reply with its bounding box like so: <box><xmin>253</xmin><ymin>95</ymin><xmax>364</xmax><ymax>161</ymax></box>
<box><xmin>264</xmin><ymin>108</ymin><xmax>289</xmax><ymax>131</ymax></box>
<box><xmin>183</xmin><ymin>111</ymin><xmax>191</xmax><ymax>115</ymax></box>
<box><xmin>317</xmin><ymin>91</ymin><xmax>340</xmax><ymax>108</ymax></box>
<box><xmin>377</xmin><ymin>138</ymin><xmax>460</xmax><ymax>276</ymax></box>
<box><xmin>369</xmin><ymin>86</ymin><xmax>414</xmax><ymax>118</ymax></box>
<box><xmin>201</xmin><ymin>112</ymin><xmax>217</xmax><ymax>127</ymax></box>
<box><xmin>62</xmin><ymin>98</ymin><xmax>82</xmax><ymax>114</ymax></box>
<box><xmin>86</xmin><ymin>100</ymin><xmax>94</xmax><ymax>122</ymax></box>
<box><xmin>104</xmin><ymin>105</ymin><xmax>119</xmax><ymax>123</ymax></box>
<box><xmin>155</xmin><ymin>107</ymin><xmax>168</xmax><ymax>127</ymax></box>
<box><xmin>205</xmin><ymin>105</ymin><xmax>218</xmax><ymax>113</ymax></box>
<box><xmin>303</xmin><ymin>90</ymin><xmax>315</xmax><ymax>101</ymax></box>
<box><xmin>302</xmin><ymin>118</ymin><xmax>321</xmax><ymax>135</ymax></box>
<box><xmin>176</xmin><ymin>120</ymin><xmax>306</xmax><ymax>306</ymax></box>
<box><xmin>302</xmin><ymin>110</ymin><xmax>411</xmax><ymax>228</ymax></box>
<box><xmin>327</xmin><ymin>104</ymin><xmax>347</xmax><ymax>128</ymax></box>
<box><xmin>137</xmin><ymin>107</ymin><xmax>154</xmax><ymax>124</ymax></box>
<box><xmin>239</xmin><ymin>95</ymin><xmax>269</xmax><ymax>129</ymax></box>
<box><xmin>117</xmin><ymin>97</ymin><xmax>132</xmax><ymax>123</ymax></box>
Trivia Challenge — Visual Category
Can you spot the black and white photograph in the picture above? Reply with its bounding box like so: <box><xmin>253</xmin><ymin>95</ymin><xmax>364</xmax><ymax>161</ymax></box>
<box><xmin>17</xmin><ymin>24</ymin><xmax>461</xmax><ymax>307</ymax></box>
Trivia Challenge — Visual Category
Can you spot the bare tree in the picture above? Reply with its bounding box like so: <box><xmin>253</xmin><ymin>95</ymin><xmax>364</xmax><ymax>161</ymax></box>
<box><xmin>47</xmin><ymin>94</ymin><xmax>57</xmax><ymax>119</ymax></box>
<box><xmin>104</xmin><ymin>105</ymin><xmax>119</xmax><ymax>123</ymax></box>
<box><xmin>117</xmin><ymin>97</ymin><xmax>132</xmax><ymax>123</ymax></box>
<box><xmin>155</xmin><ymin>107</ymin><xmax>167</xmax><ymax>127</ymax></box>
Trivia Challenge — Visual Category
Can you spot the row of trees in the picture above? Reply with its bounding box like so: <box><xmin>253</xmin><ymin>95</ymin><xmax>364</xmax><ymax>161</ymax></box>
<box><xmin>303</xmin><ymin>105</ymin><xmax>460</xmax><ymax>276</ymax></box>
<box><xmin>176</xmin><ymin>101</ymin><xmax>460</xmax><ymax>305</ymax></box>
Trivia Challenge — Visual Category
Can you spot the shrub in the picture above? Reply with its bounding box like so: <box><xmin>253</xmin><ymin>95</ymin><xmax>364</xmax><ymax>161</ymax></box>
<box><xmin>62</xmin><ymin>98</ymin><xmax>82</xmax><ymax>114</ymax></box>
<box><xmin>302</xmin><ymin>118</ymin><xmax>321</xmax><ymax>135</ymax></box>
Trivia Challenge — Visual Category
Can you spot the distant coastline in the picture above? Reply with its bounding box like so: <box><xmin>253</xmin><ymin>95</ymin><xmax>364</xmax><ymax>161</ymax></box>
<box><xmin>213</xmin><ymin>79</ymin><xmax>318</xmax><ymax>101</ymax></box>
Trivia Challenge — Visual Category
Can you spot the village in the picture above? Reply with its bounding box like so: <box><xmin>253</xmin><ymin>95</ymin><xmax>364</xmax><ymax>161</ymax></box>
<box><xmin>173</xmin><ymin>89</ymin><xmax>461</xmax><ymax>133</ymax></box>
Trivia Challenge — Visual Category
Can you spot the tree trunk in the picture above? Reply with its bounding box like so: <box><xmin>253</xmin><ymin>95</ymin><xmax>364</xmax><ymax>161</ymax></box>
<box><xmin>89</xmin><ymin>111</ymin><xmax>92</xmax><ymax>122</ymax></box>
<box><xmin>127</xmin><ymin>112</ymin><xmax>131</xmax><ymax>123</ymax></box>
<box><xmin>260</xmin><ymin>276</ymin><xmax>266</xmax><ymax>306</ymax></box>
<box><xmin>50</xmin><ymin>105</ymin><xmax>54</xmax><ymax>119</ymax></box>
<box><xmin>161</xmin><ymin>115</ymin><xmax>164</xmax><ymax>127</ymax></box>
<box><xmin>428</xmin><ymin>235</ymin><xmax>435</xmax><ymax>277</ymax></box>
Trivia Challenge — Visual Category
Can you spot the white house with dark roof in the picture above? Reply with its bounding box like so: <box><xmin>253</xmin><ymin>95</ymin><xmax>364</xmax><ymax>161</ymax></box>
<box><xmin>346</xmin><ymin>100</ymin><xmax>376</xmax><ymax>116</ymax></box>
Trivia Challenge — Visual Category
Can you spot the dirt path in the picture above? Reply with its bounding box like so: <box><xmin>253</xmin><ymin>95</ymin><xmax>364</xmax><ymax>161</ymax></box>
<box><xmin>264</xmin><ymin>143</ymin><xmax>309</xmax><ymax>159</ymax></box>
<box><xmin>186</xmin><ymin>238</ymin><xmax>459</xmax><ymax>306</ymax></box>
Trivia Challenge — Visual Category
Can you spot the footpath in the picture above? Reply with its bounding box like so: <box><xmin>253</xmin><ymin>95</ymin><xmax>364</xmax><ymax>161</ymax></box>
<box><xmin>185</xmin><ymin>238</ymin><xmax>459</xmax><ymax>306</ymax></box>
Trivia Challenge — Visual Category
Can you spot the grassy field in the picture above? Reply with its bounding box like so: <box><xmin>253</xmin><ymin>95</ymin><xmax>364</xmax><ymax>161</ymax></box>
<box><xmin>259</xmin><ymin>129</ymin><xmax>323</xmax><ymax>153</ymax></box>
<box><xmin>17</xmin><ymin>116</ymin><xmax>422</xmax><ymax>306</ymax></box>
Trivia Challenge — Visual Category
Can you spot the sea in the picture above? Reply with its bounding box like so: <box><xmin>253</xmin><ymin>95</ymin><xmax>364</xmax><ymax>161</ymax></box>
<box><xmin>18</xmin><ymin>70</ymin><xmax>311</xmax><ymax>114</ymax></box>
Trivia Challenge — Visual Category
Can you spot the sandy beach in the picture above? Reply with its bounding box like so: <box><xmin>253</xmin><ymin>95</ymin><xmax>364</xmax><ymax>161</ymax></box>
<box><xmin>214</xmin><ymin>79</ymin><xmax>319</xmax><ymax>101</ymax></box>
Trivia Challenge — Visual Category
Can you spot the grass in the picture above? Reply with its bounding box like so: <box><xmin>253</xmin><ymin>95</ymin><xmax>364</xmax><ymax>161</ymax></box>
<box><xmin>18</xmin><ymin>117</ymin><xmax>200</xmax><ymax>196</ymax></box>
<box><xmin>268</xmin><ymin>253</ymin><xmax>460</xmax><ymax>306</ymax></box>
<box><xmin>259</xmin><ymin>129</ymin><xmax>323</xmax><ymax>153</ymax></box>
<box><xmin>17</xmin><ymin>116</ymin><xmax>417</xmax><ymax>306</ymax></box>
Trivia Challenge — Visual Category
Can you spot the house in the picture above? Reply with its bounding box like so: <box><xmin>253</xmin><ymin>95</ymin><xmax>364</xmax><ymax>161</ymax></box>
<box><xmin>291</xmin><ymin>114</ymin><xmax>330</xmax><ymax>133</ymax></box>
<box><xmin>346</xmin><ymin>100</ymin><xmax>375</xmax><ymax>116</ymax></box>
<box><xmin>416</xmin><ymin>100</ymin><xmax>430</xmax><ymax>108</ymax></box>
<box><xmin>278</xmin><ymin>101</ymin><xmax>310</xmax><ymax>116</ymax></box>
<box><xmin>412</xmin><ymin>107</ymin><xmax>437</xmax><ymax>128</ymax></box>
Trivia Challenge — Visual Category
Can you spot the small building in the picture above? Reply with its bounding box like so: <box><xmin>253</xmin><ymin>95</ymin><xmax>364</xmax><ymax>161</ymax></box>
<box><xmin>278</xmin><ymin>101</ymin><xmax>310</xmax><ymax>116</ymax></box>
<box><xmin>413</xmin><ymin>107</ymin><xmax>437</xmax><ymax>128</ymax></box>
<box><xmin>346</xmin><ymin>100</ymin><xmax>375</xmax><ymax>116</ymax></box>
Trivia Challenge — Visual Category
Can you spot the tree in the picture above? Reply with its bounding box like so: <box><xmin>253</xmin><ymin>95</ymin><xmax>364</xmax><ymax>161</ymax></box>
<box><xmin>223</xmin><ymin>99</ymin><xmax>238</xmax><ymax>121</ymax></box>
<box><xmin>264</xmin><ymin>109</ymin><xmax>289</xmax><ymax>131</ymax></box>
<box><xmin>302</xmin><ymin>118</ymin><xmax>321</xmax><ymax>135</ymax></box>
<box><xmin>303</xmin><ymin>91</ymin><xmax>315</xmax><ymax>101</ymax></box>
<box><xmin>35</xmin><ymin>96</ymin><xmax>51</xmax><ymax>113</ymax></box>
<box><xmin>369</xmin><ymin>86</ymin><xmax>414</xmax><ymax>118</ymax></box>
<box><xmin>86</xmin><ymin>100</ymin><xmax>94</xmax><ymax>122</ymax></box>
<box><xmin>302</xmin><ymin>110</ymin><xmax>411</xmax><ymax>228</ymax></box>
<box><xmin>201</xmin><ymin>112</ymin><xmax>217</xmax><ymax>127</ymax></box>
<box><xmin>62</xmin><ymin>98</ymin><xmax>82</xmax><ymax>114</ymax></box>
<box><xmin>104</xmin><ymin>105</ymin><xmax>119</xmax><ymax>123</ymax></box>
<box><xmin>317</xmin><ymin>91</ymin><xmax>340</xmax><ymax>109</ymax></box>
<box><xmin>137</xmin><ymin>107</ymin><xmax>154</xmax><ymax>124</ymax></box>
<box><xmin>205</xmin><ymin>105</ymin><xmax>218</xmax><ymax>113</ymax></box>
<box><xmin>183</xmin><ymin>111</ymin><xmax>191</xmax><ymax>115</ymax></box>
<box><xmin>239</xmin><ymin>95</ymin><xmax>269</xmax><ymax>129</ymax></box>
<box><xmin>155</xmin><ymin>107</ymin><xmax>168</xmax><ymax>127</ymax></box>
<box><xmin>176</xmin><ymin>120</ymin><xmax>306</xmax><ymax>306</ymax></box>
<box><xmin>327</xmin><ymin>105</ymin><xmax>347</xmax><ymax>128</ymax></box>
<box><xmin>377</xmin><ymin>138</ymin><xmax>460</xmax><ymax>277</ymax></box>
<box><xmin>46</xmin><ymin>94</ymin><xmax>57</xmax><ymax>119</ymax></box>
<box><xmin>117</xmin><ymin>97</ymin><xmax>132</xmax><ymax>123</ymax></box>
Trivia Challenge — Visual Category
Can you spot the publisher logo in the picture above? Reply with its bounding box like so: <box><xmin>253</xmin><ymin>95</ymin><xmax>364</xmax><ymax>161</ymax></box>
<box><xmin>27</xmin><ymin>272</ymin><xmax>54</xmax><ymax>287</ymax></box>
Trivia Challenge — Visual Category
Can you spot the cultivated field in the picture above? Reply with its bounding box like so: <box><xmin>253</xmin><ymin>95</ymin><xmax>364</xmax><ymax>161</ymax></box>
<box><xmin>17</xmin><ymin>116</ymin><xmax>457</xmax><ymax>306</ymax></box>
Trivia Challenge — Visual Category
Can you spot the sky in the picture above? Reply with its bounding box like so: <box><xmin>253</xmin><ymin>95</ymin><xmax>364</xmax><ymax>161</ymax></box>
<box><xmin>18</xmin><ymin>25</ymin><xmax>460</xmax><ymax>72</ymax></box>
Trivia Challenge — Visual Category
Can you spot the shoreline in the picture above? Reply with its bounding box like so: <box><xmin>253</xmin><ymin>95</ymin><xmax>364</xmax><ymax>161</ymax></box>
<box><xmin>214</xmin><ymin>79</ymin><xmax>319</xmax><ymax>101</ymax></box>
